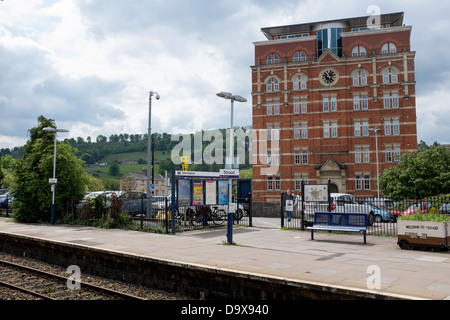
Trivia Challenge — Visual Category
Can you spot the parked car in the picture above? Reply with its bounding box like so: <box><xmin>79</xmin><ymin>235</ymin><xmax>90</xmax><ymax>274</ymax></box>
<box><xmin>0</xmin><ymin>193</ymin><xmax>13</xmax><ymax>209</ymax></box>
<box><xmin>439</xmin><ymin>203</ymin><xmax>450</xmax><ymax>214</ymax></box>
<box><xmin>366</xmin><ymin>203</ymin><xmax>396</xmax><ymax>222</ymax></box>
<box><xmin>0</xmin><ymin>189</ymin><xmax>8</xmax><ymax>196</ymax></box>
<box><xmin>304</xmin><ymin>193</ymin><xmax>375</xmax><ymax>226</ymax></box>
<box><xmin>401</xmin><ymin>202</ymin><xmax>433</xmax><ymax>216</ymax></box>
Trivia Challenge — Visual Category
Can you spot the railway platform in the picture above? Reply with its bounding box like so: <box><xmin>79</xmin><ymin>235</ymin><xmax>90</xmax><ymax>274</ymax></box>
<box><xmin>0</xmin><ymin>216</ymin><xmax>449</xmax><ymax>301</ymax></box>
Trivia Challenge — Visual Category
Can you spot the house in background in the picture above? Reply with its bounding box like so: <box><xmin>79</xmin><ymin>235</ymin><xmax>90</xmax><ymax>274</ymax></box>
<box><xmin>120</xmin><ymin>168</ymin><xmax>169</xmax><ymax>196</ymax></box>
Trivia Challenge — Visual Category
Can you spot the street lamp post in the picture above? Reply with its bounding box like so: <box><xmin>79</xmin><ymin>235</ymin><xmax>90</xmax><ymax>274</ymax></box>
<box><xmin>369</xmin><ymin>128</ymin><xmax>381</xmax><ymax>199</ymax></box>
<box><xmin>216</xmin><ymin>91</ymin><xmax>247</xmax><ymax>215</ymax></box>
<box><xmin>147</xmin><ymin>91</ymin><xmax>160</xmax><ymax>218</ymax></box>
<box><xmin>43</xmin><ymin>127</ymin><xmax>69</xmax><ymax>225</ymax></box>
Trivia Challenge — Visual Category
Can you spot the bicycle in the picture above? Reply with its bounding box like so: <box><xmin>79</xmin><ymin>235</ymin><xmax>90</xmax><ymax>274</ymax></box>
<box><xmin>190</xmin><ymin>205</ymin><xmax>227</xmax><ymax>226</ymax></box>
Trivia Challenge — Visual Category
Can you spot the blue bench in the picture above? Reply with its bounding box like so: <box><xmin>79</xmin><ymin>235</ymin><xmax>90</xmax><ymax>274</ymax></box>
<box><xmin>306</xmin><ymin>212</ymin><xmax>368</xmax><ymax>244</ymax></box>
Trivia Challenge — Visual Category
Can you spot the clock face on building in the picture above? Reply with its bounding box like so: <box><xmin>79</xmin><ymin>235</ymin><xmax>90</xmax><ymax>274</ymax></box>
<box><xmin>320</xmin><ymin>69</ymin><xmax>338</xmax><ymax>86</ymax></box>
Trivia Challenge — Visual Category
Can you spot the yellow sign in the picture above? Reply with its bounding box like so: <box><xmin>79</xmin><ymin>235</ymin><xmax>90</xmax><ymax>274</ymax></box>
<box><xmin>180</xmin><ymin>156</ymin><xmax>190</xmax><ymax>171</ymax></box>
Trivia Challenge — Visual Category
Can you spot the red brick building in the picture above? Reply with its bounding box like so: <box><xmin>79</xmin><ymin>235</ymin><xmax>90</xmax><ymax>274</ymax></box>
<box><xmin>251</xmin><ymin>12</ymin><xmax>418</xmax><ymax>203</ymax></box>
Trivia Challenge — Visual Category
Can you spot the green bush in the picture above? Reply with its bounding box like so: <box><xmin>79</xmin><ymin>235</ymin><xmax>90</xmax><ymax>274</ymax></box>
<box><xmin>398</xmin><ymin>212</ymin><xmax>450</xmax><ymax>222</ymax></box>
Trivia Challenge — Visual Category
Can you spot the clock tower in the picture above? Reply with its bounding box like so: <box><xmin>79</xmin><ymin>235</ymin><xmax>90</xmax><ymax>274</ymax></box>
<box><xmin>251</xmin><ymin>12</ymin><xmax>417</xmax><ymax>203</ymax></box>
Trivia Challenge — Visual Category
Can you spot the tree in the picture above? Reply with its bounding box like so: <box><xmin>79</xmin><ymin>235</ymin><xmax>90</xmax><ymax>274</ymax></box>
<box><xmin>109</xmin><ymin>162</ymin><xmax>120</xmax><ymax>176</ymax></box>
<box><xmin>13</xmin><ymin>116</ymin><xmax>88</xmax><ymax>223</ymax></box>
<box><xmin>379</xmin><ymin>145</ymin><xmax>450</xmax><ymax>200</ymax></box>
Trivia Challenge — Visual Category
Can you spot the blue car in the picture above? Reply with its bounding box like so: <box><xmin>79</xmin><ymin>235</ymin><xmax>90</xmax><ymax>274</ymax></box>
<box><xmin>0</xmin><ymin>193</ymin><xmax>13</xmax><ymax>209</ymax></box>
<box><xmin>366</xmin><ymin>203</ymin><xmax>395</xmax><ymax>222</ymax></box>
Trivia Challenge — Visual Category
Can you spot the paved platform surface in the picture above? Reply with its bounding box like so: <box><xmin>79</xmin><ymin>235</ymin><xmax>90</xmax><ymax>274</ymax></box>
<box><xmin>1</xmin><ymin>216</ymin><xmax>449</xmax><ymax>300</ymax></box>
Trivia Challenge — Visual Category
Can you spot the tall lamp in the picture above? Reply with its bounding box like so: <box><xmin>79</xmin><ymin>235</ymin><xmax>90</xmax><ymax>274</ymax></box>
<box><xmin>147</xmin><ymin>91</ymin><xmax>160</xmax><ymax>218</ymax></box>
<box><xmin>216</xmin><ymin>91</ymin><xmax>247</xmax><ymax>213</ymax></box>
<box><xmin>368</xmin><ymin>128</ymin><xmax>381</xmax><ymax>199</ymax></box>
<box><xmin>43</xmin><ymin>127</ymin><xmax>69</xmax><ymax>225</ymax></box>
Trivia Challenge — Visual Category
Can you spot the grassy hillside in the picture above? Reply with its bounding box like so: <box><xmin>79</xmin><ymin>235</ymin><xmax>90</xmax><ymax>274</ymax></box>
<box><xmin>85</xmin><ymin>150</ymin><xmax>172</xmax><ymax>181</ymax></box>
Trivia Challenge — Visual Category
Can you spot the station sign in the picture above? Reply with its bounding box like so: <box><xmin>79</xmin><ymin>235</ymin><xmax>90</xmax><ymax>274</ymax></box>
<box><xmin>175</xmin><ymin>169</ymin><xmax>239</xmax><ymax>179</ymax></box>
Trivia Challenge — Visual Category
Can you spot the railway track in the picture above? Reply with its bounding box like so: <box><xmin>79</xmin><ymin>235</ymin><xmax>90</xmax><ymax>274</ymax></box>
<box><xmin>0</xmin><ymin>259</ymin><xmax>147</xmax><ymax>300</ymax></box>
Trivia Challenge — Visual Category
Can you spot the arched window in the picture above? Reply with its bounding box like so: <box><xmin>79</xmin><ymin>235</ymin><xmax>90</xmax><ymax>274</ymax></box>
<box><xmin>381</xmin><ymin>43</ymin><xmax>397</xmax><ymax>54</ymax></box>
<box><xmin>293</xmin><ymin>51</ymin><xmax>307</xmax><ymax>62</ymax></box>
<box><xmin>293</xmin><ymin>75</ymin><xmax>307</xmax><ymax>90</ymax></box>
<box><xmin>383</xmin><ymin>68</ymin><xmax>398</xmax><ymax>84</ymax></box>
<box><xmin>266</xmin><ymin>53</ymin><xmax>280</xmax><ymax>64</ymax></box>
<box><xmin>352</xmin><ymin>46</ymin><xmax>366</xmax><ymax>57</ymax></box>
<box><xmin>266</xmin><ymin>77</ymin><xmax>279</xmax><ymax>92</ymax></box>
<box><xmin>352</xmin><ymin>70</ymin><xmax>367</xmax><ymax>86</ymax></box>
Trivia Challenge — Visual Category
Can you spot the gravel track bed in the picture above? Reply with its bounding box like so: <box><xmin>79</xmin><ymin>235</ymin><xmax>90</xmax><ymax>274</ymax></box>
<box><xmin>0</xmin><ymin>252</ymin><xmax>192</xmax><ymax>300</ymax></box>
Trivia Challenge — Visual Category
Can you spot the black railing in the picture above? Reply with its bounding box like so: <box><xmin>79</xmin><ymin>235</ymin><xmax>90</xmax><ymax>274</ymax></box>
<box><xmin>280</xmin><ymin>194</ymin><xmax>450</xmax><ymax>236</ymax></box>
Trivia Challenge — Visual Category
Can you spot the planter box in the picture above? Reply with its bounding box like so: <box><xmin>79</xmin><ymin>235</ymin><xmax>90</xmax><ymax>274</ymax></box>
<box><xmin>397</xmin><ymin>220</ymin><xmax>449</xmax><ymax>250</ymax></box>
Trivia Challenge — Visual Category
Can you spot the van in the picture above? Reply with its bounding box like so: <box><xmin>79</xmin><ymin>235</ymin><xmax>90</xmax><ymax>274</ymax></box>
<box><xmin>303</xmin><ymin>193</ymin><xmax>375</xmax><ymax>226</ymax></box>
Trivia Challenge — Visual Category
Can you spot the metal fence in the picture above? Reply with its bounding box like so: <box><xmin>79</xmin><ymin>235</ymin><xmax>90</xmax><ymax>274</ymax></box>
<box><xmin>280</xmin><ymin>194</ymin><xmax>450</xmax><ymax>236</ymax></box>
<box><xmin>123</xmin><ymin>193</ymin><xmax>253</xmax><ymax>233</ymax></box>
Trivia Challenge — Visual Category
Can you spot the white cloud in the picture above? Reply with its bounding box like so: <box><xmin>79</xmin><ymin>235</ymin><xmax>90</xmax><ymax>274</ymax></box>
<box><xmin>0</xmin><ymin>0</ymin><xmax>450</xmax><ymax>150</ymax></box>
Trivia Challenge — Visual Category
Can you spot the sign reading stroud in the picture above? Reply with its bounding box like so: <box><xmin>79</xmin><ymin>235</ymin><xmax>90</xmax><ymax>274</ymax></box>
<box><xmin>175</xmin><ymin>169</ymin><xmax>239</xmax><ymax>179</ymax></box>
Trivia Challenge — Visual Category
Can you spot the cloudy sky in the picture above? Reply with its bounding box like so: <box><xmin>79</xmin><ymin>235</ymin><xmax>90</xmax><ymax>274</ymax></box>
<box><xmin>0</xmin><ymin>0</ymin><xmax>449</xmax><ymax>150</ymax></box>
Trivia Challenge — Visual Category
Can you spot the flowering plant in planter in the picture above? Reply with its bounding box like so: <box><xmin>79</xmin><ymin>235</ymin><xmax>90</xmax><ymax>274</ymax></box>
<box><xmin>397</xmin><ymin>210</ymin><xmax>450</xmax><ymax>250</ymax></box>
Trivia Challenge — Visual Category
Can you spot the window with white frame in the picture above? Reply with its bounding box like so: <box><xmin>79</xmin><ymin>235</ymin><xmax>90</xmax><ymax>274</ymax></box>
<box><xmin>293</xmin><ymin>98</ymin><xmax>300</xmax><ymax>114</ymax></box>
<box><xmin>330</xmin><ymin>96</ymin><xmax>337</xmax><ymax>111</ymax></box>
<box><xmin>364</xmin><ymin>175</ymin><xmax>371</xmax><ymax>190</ymax></box>
<box><xmin>293</xmin><ymin>75</ymin><xmax>307</xmax><ymax>90</ymax></box>
<box><xmin>392</xmin><ymin>93</ymin><xmax>399</xmax><ymax>108</ymax></box>
<box><xmin>294</xmin><ymin>124</ymin><xmax>300</xmax><ymax>139</ymax></box>
<box><xmin>354</xmin><ymin>121</ymin><xmax>361</xmax><ymax>136</ymax></box>
<box><xmin>273</xmin><ymin>149</ymin><xmax>280</xmax><ymax>165</ymax></box>
<box><xmin>267</xmin><ymin>125</ymin><xmax>272</xmax><ymax>140</ymax></box>
<box><xmin>301</xmin><ymin>97</ymin><xmax>307</xmax><ymax>113</ymax></box>
<box><xmin>301</xmin><ymin>123</ymin><xmax>308</xmax><ymax>139</ymax></box>
<box><xmin>381</xmin><ymin>42</ymin><xmax>396</xmax><ymax>54</ymax></box>
<box><xmin>353</xmin><ymin>70</ymin><xmax>367</xmax><ymax>86</ymax></box>
<box><xmin>294</xmin><ymin>149</ymin><xmax>300</xmax><ymax>165</ymax></box>
<box><xmin>356</xmin><ymin>174</ymin><xmax>370</xmax><ymax>190</ymax></box>
<box><xmin>355</xmin><ymin>147</ymin><xmax>362</xmax><ymax>163</ymax></box>
<box><xmin>266</xmin><ymin>101</ymin><xmax>272</xmax><ymax>115</ymax></box>
<box><xmin>384</xmin><ymin>120</ymin><xmax>391</xmax><ymax>135</ymax></box>
<box><xmin>394</xmin><ymin>146</ymin><xmax>401</xmax><ymax>162</ymax></box>
<box><xmin>355</xmin><ymin>175</ymin><xmax>362</xmax><ymax>190</ymax></box>
<box><xmin>295</xmin><ymin>176</ymin><xmax>302</xmax><ymax>190</ymax></box>
<box><xmin>384</xmin><ymin>119</ymin><xmax>400</xmax><ymax>135</ymax></box>
<box><xmin>323</xmin><ymin>96</ymin><xmax>337</xmax><ymax>111</ymax></box>
<box><xmin>273</xmin><ymin>125</ymin><xmax>280</xmax><ymax>140</ymax></box>
<box><xmin>293</xmin><ymin>51</ymin><xmax>307</xmax><ymax>62</ymax></box>
<box><xmin>267</xmin><ymin>150</ymin><xmax>272</xmax><ymax>165</ymax></box>
<box><xmin>363</xmin><ymin>147</ymin><xmax>370</xmax><ymax>163</ymax></box>
<box><xmin>352</xmin><ymin>45</ymin><xmax>366</xmax><ymax>57</ymax></box>
<box><xmin>354</xmin><ymin>94</ymin><xmax>369</xmax><ymax>110</ymax></box>
<box><xmin>267</xmin><ymin>53</ymin><xmax>279</xmax><ymax>64</ymax></box>
<box><xmin>383</xmin><ymin>68</ymin><xmax>398</xmax><ymax>84</ymax></box>
<box><xmin>323</xmin><ymin>97</ymin><xmax>329</xmax><ymax>111</ymax></box>
<box><xmin>331</xmin><ymin>122</ymin><xmax>338</xmax><ymax>137</ymax></box>
<box><xmin>273</xmin><ymin>100</ymin><xmax>280</xmax><ymax>114</ymax></box>
<box><xmin>362</xmin><ymin>121</ymin><xmax>369</xmax><ymax>136</ymax></box>
<box><xmin>266</xmin><ymin>77</ymin><xmax>279</xmax><ymax>92</ymax></box>
<box><xmin>353</xmin><ymin>96</ymin><xmax>360</xmax><ymax>110</ymax></box>
<box><xmin>302</xmin><ymin>149</ymin><xmax>308</xmax><ymax>164</ymax></box>
<box><xmin>323</xmin><ymin>121</ymin><xmax>330</xmax><ymax>137</ymax></box>
<box><xmin>267</xmin><ymin>176</ymin><xmax>273</xmax><ymax>190</ymax></box>
<box><xmin>361</xmin><ymin>95</ymin><xmax>368</xmax><ymax>109</ymax></box>
<box><xmin>275</xmin><ymin>176</ymin><xmax>281</xmax><ymax>190</ymax></box>
<box><xmin>385</xmin><ymin>146</ymin><xmax>392</xmax><ymax>162</ymax></box>
<box><xmin>393</xmin><ymin>120</ymin><xmax>400</xmax><ymax>135</ymax></box>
